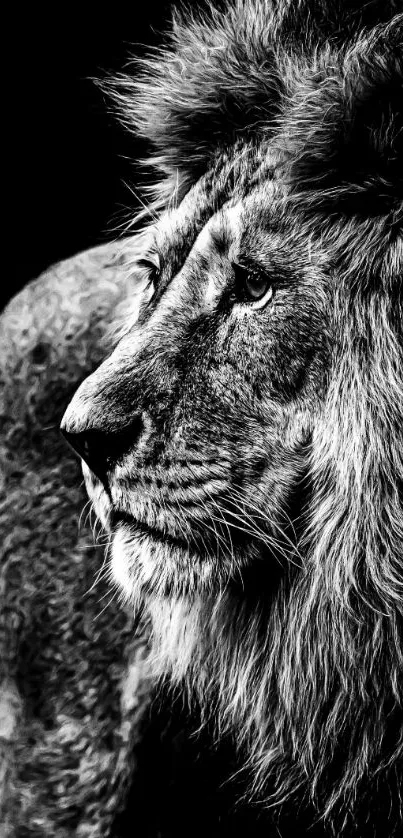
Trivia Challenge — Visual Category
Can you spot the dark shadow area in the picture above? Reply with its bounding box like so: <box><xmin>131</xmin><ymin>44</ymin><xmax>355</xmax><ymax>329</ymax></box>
<box><xmin>6</xmin><ymin>3</ymin><xmax>174</xmax><ymax>310</ymax></box>
<box><xmin>114</xmin><ymin>689</ymin><xmax>330</xmax><ymax>838</ymax></box>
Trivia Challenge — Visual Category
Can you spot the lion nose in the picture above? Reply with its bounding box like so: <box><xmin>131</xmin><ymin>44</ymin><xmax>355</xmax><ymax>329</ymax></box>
<box><xmin>60</xmin><ymin>420</ymin><xmax>143</xmax><ymax>484</ymax></box>
<box><xmin>61</xmin><ymin>427</ymin><xmax>105</xmax><ymax>477</ymax></box>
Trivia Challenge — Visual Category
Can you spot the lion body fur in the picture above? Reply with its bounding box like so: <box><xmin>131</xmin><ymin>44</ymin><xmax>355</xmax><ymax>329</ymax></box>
<box><xmin>0</xmin><ymin>244</ymin><xmax>155</xmax><ymax>836</ymax></box>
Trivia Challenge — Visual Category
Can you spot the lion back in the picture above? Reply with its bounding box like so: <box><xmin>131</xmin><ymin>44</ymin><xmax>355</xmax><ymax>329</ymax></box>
<box><xmin>0</xmin><ymin>242</ymin><xmax>153</xmax><ymax>836</ymax></box>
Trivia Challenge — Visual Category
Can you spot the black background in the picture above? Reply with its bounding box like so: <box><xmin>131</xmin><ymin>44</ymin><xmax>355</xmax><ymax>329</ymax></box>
<box><xmin>6</xmin><ymin>3</ymin><xmax>175</xmax><ymax>310</ymax></box>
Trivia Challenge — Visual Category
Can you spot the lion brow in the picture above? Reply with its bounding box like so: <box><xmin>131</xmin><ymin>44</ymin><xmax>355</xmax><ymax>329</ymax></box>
<box><xmin>209</xmin><ymin>226</ymin><xmax>232</xmax><ymax>257</ymax></box>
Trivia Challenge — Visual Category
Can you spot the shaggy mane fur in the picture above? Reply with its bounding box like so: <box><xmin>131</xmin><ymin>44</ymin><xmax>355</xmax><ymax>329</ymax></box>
<box><xmin>105</xmin><ymin>2</ymin><xmax>402</xmax><ymax>834</ymax></box>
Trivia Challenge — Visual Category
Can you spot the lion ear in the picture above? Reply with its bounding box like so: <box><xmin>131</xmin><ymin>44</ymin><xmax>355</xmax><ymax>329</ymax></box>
<box><xmin>285</xmin><ymin>15</ymin><xmax>403</xmax><ymax>213</ymax></box>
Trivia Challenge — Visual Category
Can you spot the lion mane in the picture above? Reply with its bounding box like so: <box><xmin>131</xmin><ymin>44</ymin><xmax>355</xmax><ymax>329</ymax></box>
<box><xmin>75</xmin><ymin>1</ymin><xmax>401</xmax><ymax>834</ymax></box>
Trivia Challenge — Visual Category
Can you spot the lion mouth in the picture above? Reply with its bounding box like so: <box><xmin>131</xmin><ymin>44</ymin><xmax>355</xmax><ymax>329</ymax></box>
<box><xmin>110</xmin><ymin>509</ymin><xmax>192</xmax><ymax>553</ymax></box>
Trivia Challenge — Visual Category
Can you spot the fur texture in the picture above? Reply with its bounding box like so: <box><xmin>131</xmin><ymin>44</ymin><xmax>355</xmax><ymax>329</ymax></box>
<box><xmin>0</xmin><ymin>244</ymin><xmax>154</xmax><ymax>836</ymax></box>
<box><xmin>63</xmin><ymin>2</ymin><xmax>402</xmax><ymax>835</ymax></box>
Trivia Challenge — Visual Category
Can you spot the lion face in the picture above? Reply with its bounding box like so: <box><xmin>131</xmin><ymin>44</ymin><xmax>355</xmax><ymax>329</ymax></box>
<box><xmin>62</xmin><ymin>172</ymin><xmax>330</xmax><ymax>605</ymax></box>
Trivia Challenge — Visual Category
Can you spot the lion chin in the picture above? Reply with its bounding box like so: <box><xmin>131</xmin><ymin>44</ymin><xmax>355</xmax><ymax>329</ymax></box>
<box><xmin>111</xmin><ymin>522</ymin><xmax>220</xmax><ymax>603</ymax></box>
<box><xmin>111</xmin><ymin>524</ymin><xmax>220</xmax><ymax>685</ymax></box>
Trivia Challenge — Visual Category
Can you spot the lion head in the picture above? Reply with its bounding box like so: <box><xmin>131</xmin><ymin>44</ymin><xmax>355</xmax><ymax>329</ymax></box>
<box><xmin>61</xmin><ymin>2</ymin><xmax>402</xmax><ymax>834</ymax></box>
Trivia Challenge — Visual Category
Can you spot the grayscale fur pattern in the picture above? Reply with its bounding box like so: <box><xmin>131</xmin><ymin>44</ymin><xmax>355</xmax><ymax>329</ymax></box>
<box><xmin>63</xmin><ymin>2</ymin><xmax>403</xmax><ymax>834</ymax></box>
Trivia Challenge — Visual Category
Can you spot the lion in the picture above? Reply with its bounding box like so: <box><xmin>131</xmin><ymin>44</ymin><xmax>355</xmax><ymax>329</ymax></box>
<box><xmin>60</xmin><ymin>1</ymin><xmax>402</xmax><ymax>835</ymax></box>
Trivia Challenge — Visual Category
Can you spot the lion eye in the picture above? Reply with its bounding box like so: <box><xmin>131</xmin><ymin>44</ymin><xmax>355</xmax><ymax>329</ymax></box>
<box><xmin>244</xmin><ymin>273</ymin><xmax>270</xmax><ymax>301</ymax></box>
<box><xmin>138</xmin><ymin>257</ymin><xmax>161</xmax><ymax>288</ymax></box>
<box><xmin>233</xmin><ymin>263</ymin><xmax>273</xmax><ymax>306</ymax></box>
